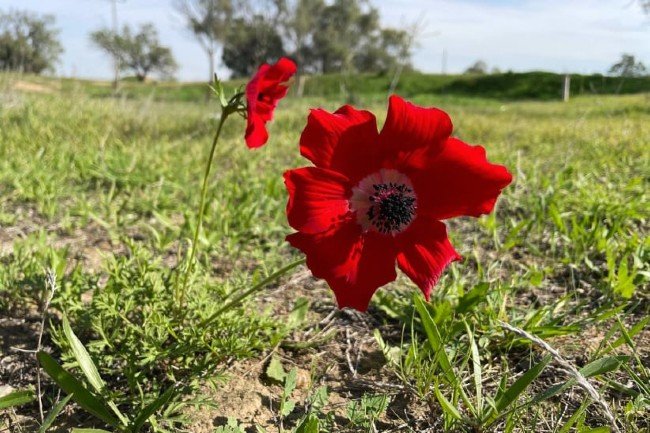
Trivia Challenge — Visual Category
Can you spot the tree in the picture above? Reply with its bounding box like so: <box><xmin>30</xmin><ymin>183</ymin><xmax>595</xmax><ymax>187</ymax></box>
<box><xmin>608</xmin><ymin>54</ymin><xmax>647</xmax><ymax>77</ymax></box>
<box><xmin>465</xmin><ymin>60</ymin><xmax>488</xmax><ymax>75</ymax></box>
<box><xmin>221</xmin><ymin>16</ymin><xmax>285</xmax><ymax>77</ymax></box>
<box><xmin>298</xmin><ymin>0</ymin><xmax>411</xmax><ymax>74</ymax></box>
<box><xmin>176</xmin><ymin>0</ymin><xmax>415</xmax><ymax>78</ymax></box>
<box><xmin>0</xmin><ymin>10</ymin><xmax>63</xmax><ymax>74</ymax></box>
<box><xmin>354</xmin><ymin>28</ymin><xmax>413</xmax><ymax>74</ymax></box>
<box><xmin>281</xmin><ymin>0</ymin><xmax>324</xmax><ymax>73</ymax></box>
<box><xmin>91</xmin><ymin>23</ymin><xmax>177</xmax><ymax>81</ymax></box>
<box><xmin>174</xmin><ymin>0</ymin><xmax>236</xmax><ymax>82</ymax></box>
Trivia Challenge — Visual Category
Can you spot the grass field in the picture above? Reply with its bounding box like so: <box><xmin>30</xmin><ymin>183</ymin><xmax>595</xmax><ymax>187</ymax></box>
<box><xmin>0</xmin><ymin>75</ymin><xmax>648</xmax><ymax>432</ymax></box>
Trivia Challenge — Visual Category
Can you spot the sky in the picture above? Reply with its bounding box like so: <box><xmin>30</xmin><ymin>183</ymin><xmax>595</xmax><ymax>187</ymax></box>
<box><xmin>3</xmin><ymin>0</ymin><xmax>649</xmax><ymax>81</ymax></box>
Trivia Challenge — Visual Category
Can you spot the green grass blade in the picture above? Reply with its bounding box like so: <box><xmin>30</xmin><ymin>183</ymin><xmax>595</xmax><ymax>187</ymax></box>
<box><xmin>558</xmin><ymin>400</ymin><xmax>590</xmax><ymax>433</ymax></box>
<box><xmin>493</xmin><ymin>354</ymin><xmax>552</xmax><ymax>414</ymax></box>
<box><xmin>130</xmin><ymin>385</ymin><xmax>177</xmax><ymax>432</ymax></box>
<box><xmin>603</xmin><ymin>316</ymin><xmax>649</xmax><ymax>354</ymax></box>
<box><xmin>37</xmin><ymin>351</ymin><xmax>120</xmax><ymax>428</ymax></box>
<box><xmin>579</xmin><ymin>355</ymin><xmax>629</xmax><ymax>378</ymax></box>
<box><xmin>528</xmin><ymin>380</ymin><xmax>571</xmax><ymax>406</ymax></box>
<box><xmin>433</xmin><ymin>381</ymin><xmax>462</xmax><ymax>421</ymax></box>
<box><xmin>39</xmin><ymin>394</ymin><xmax>73</xmax><ymax>433</ymax></box>
<box><xmin>414</xmin><ymin>296</ymin><xmax>475</xmax><ymax>415</ymax></box>
<box><xmin>464</xmin><ymin>320</ymin><xmax>483</xmax><ymax>414</ymax></box>
<box><xmin>528</xmin><ymin>355</ymin><xmax>629</xmax><ymax>407</ymax></box>
<box><xmin>0</xmin><ymin>389</ymin><xmax>35</xmax><ymax>410</ymax></box>
<box><xmin>413</xmin><ymin>296</ymin><xmax>455</xmax><ymax>385</ymax></box>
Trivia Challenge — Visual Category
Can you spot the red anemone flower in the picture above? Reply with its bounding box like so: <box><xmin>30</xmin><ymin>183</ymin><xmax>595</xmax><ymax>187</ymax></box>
<box><xmin>284</xmin><ymin>95</ymin><xmax>513</xmax><ymax>311</ymax></box>
<box><xmin>245</xmin><ymin>57</ymin><xmax>297</xmax><ymax>148</ymax></box>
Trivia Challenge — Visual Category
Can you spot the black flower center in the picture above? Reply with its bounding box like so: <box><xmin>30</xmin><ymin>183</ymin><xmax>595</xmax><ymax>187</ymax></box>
<box><xmin>367</xmin><ymin>183</ymin><xmax>417</xmax><ymax>234</ymax></box>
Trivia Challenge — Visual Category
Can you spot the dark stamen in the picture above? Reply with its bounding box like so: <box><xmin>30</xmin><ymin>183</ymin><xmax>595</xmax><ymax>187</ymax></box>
<box><xmin>366</xmin><ymin>183</ymin><xmax>416</xmax><ymax>234</ymax></box>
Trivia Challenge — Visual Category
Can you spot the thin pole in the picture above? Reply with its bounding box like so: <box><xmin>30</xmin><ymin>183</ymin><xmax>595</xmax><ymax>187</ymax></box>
<box><xmin>563</xmin><ymin>74</ymin><xmax>571</xmax><ymax>102</ymax></box>
<box><xmin>111</xmin><ymin>0</ymin><xmax>119</xmax><ymax>89</ymax></box>
<box><xmin>442</xmin><ymin>48</ymin><xmax>448</xmax><ymax>75</ymax></box>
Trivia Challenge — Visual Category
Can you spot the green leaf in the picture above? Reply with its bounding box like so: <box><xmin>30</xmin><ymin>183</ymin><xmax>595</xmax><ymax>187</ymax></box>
<box><xmin>361</xmin><ymin>394</ymin><xmax>390</xmax><ymax>417</ymax></box>
<box><xmin>266</xmin><ymin>356</ymin><xmax>286</xmax><ymax>383</ymax></box>
<box><xmin>284</xmin><ymin>368</ymin><xmax>298</xmax><ymax>397</ymax></box>
<box><xmin>0</xmin><ymin>389</ymin><xmax>35</xmax><ymax>410</ymax></box>
<box><xmin>281</xmin><ymin>399</ymin><xmax>296</xmax><ymax>417</ymax></box>
<box><xmin>493</xmin><ymin>354</ymin><xmax>552</xmax><ymax>414</ymax></box>
<box><xmin>613</xmin><ymin>257</ymin><xmax>636</xmax><ymax>298</ymax></box>
<box><xmin>295</xmin><ymin>414</ymin><xmax>320</xmax><ymax>433</ymax></box>
<box><xmin>456</xmin><ymin>283</ymin><xmax>489</xmax><ymax>314</ymax></box>
<box><xmin>580</xmin><ymin>356</ymin><xmax>629</xmax><ymax>378</ymax></box>
<box><xmin>279</xmin><ymin>368</ymin><xmax>298</xmax><ymax>417</ymax></box>
<box><xmin>433</xmin><ymin>382</ymin><xmax>462</xmax><ymax>421</ymax></box>
<box><xmin>39</xmin><ymin>394</ymin><xmax>73</xmax><ymax>433</ymax></box>
<box><xmin>130</xmin><ymin>385</ymin><xmax>177</xmax><ymax>432</ymax></box>
<box><xmin>62</xmin><ymin>317</ymin><xmax>129</xmax><ymax>426</ymax></box>
<box><xmin>548</xmin><ymin>202</ymin><xmax>565</xmax><ymax>233</ymax></box>
<box><xmin>214</xmin><ymin>418</ymin><xmax>246</xmax><ymax>433</ymax></box>
<box><xmin>62</xmin><ymin>316</ymin><xmax>105</xmax><ymax>393</ymax></box>
<box><xmin>288</xmin><ymin>297</ymin><xmax>309</xmax><ymax>328</ymax></box>
<box><xmin>374</xmin><ymin>329</ymin><xmax>400</xmax><ymax>366</ymax></box>
<box><xmin>529</xmin><ymin>381</ymin><xmax>572</xmax><ymax>406</ymax></box>
<box><xmin>211</xmin><ymin>73</ymin><xmax>228</xmax><ymax>108</ymax></box>
<box><xmin>37</xmin><ymin>351</ymin><xmax>120</xmax><ymax>428</ymax></box>
<box><xmin>528</xmin><ymin>355</ymin><xmax>629</xmax><ymax>407</ymax></box>
<box><xmin>307</xmin><ymin>386</ymin><xmax>329</xmax><ymax>411</ymax></box>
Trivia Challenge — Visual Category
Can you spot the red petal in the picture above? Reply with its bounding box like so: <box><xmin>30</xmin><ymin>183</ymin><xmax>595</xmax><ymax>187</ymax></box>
<box><xmin>396</xmin><ymin>218</ymin><xmax>461</xmax><ymax>300</ymax></box>
<box><xmin>262</xmin><ymin>57</ymin><xmax>297</xmax><ymax>84</ymax></box>
<box><xmin>245</xmin><ymin>115</ymin><xmax>268</xmax><ymax>149</ymax></box>
<box><xmin>287</xmin><ymin>224</ymin><xmax>397</xmax><ymax>311</ymax></box>
<box><xmin>300</xmin><ymin>106</ymin><xmax>379</xmax><ymax>181</ymax></box>
<box><xmin>245</xmin><ymin>58</ymin><xmax>297</xmax><ymax>148</ymax></box>
<box><xmin>284</xmin><ymin>167</ymin><xmax>351</xmax><ymax>234</ymax></box>
<box><xmin>378</xmin><ymin>95</ymin><xmax>452</xmax><ymax>169</ymax></box>
<box><xmin>414</xmin><ymin>138</ymin><xmax>513</xmax><ymax>219</ymax></box>
<box><xmin>245</xmin><ymin>65</ymin><xmax>269</xmax><ymax>118</ymax></box>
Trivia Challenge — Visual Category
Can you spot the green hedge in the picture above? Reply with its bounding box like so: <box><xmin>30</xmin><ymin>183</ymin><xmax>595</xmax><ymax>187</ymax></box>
<box><xmin>45</xmin><ymin>71</ymin><xmax>650</xmax><ymax>102</ymax></box>
<box><xmin>300</xmin><ymin>71</ymin><xmax>650</xmax><ymax>100</ymax></box>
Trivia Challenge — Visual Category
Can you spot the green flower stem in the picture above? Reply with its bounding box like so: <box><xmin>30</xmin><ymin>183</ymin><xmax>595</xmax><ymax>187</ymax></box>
<box><xmin>200</xmin><ymin>257</ymin><xmax>306</xmax><ymax>329</ymax></box>
<box><xmin>178</xmin><ymin>108</ymin><xmax>231</xmax><ymax>309</ymax></box>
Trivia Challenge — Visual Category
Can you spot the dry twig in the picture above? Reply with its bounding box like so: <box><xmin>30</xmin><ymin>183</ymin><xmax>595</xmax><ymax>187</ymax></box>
<box><xmin>499</xmin><ymin>321</ymin><xmax>620</xmax><ymax>433</ymax></box>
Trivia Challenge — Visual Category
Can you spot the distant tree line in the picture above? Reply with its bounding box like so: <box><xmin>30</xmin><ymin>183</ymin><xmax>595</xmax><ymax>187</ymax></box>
<box><xmin>175</xmin><ymin>0</ymin><xmax>415</xmax><ymax>79</ymax></box>
<box><xmin>0</xmin><ymin>4</ymin><xmax>648</xmax><ymax>86</ymax></box>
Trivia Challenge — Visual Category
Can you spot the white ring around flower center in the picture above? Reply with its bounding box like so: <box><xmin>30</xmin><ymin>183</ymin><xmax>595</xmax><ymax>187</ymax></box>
<box><xmin>349</xmin><ymin>169</ymin><xmax>417</xmax><ymax>235</ymax></box>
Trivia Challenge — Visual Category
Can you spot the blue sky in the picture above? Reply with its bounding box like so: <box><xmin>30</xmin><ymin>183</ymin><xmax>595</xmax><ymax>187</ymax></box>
<box><xmin>3</xmin><ymin>0</ymin><xmax>649</xmax><ymax>81</ymax></box>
